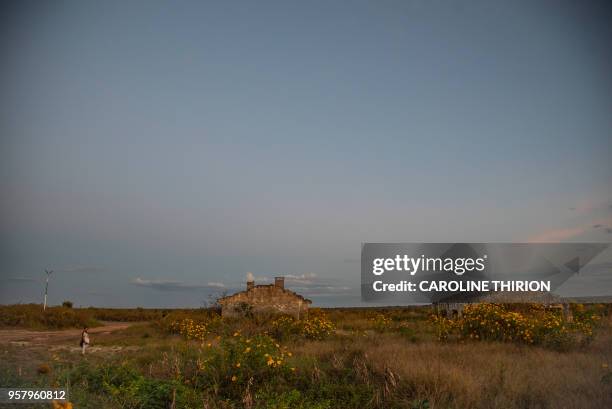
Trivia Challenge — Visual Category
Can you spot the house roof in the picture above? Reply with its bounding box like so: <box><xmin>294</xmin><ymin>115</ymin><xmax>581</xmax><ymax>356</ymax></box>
<box><xmin>218</xmin><ymin>284</ymin><xmax>312</xmax><ymax>305</ymax></box>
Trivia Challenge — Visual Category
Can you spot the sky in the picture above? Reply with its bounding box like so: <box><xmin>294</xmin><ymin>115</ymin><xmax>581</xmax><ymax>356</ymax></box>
<box><xmin>1</xmin><ymin>0</ymin><xmax>611</xmax><ymax>307</ymax></box>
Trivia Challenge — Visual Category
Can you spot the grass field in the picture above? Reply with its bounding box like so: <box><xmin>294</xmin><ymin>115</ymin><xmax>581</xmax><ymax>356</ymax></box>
<box><xmin>0</xmin><ymin>304</ymin><xmax>611</xmax><ymax>408</ymax></box>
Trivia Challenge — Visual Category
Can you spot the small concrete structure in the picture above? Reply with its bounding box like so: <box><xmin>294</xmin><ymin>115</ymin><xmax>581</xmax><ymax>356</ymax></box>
<box><xmin>218</xmin><ymin>276</ymin><xmax>311</xmax><ymax>319</ymax></box>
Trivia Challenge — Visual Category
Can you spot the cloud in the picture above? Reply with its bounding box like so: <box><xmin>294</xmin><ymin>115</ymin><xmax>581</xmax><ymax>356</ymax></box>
<box><xmin>56</xmin><ymin>265</ymin><xmax>106</xmax><ymax>273</ymax></box>
<box><xmin>568</xmin><ymin>200</ymin><xmax>596</xmax><ymax>213</ymax></box>
<box><xmin>281</xmin><ymin>274</ymin><xmax>352</xmax><ymax>295</ymax></box>
<box><xmin>569</xmin><ymin>200</ymin><xmax>612</xmax><ymax>214</ymax></box>
<box><xmin>130</xmin><ymin>277</ymin><xmax>225</xmax><ymax>292</ymax></box>
<box><xmin>284</xmin><ymin>273</ymin><xmax>317</xmax><ymax>284</ymax></box>
<box><xmin>293</xmin><ymin>283</ymin><xmax>354</xmax><ymax>298</ymax></box>
<box><xmin>246</xmin><ymin>273</ymin><xmax>318</xmax><ymax>284</ymax></box>
<box><xmin>294</xmin><ymin>285</ymin><xmax>352</xmax><ymax>294</ymax></box>
<box><xmin>236</xmin><ymin>273</ymin><xmax>350</xmax><ymax>296</ymax></box>
<box><xmin>527</xmin><ymin>226</ymin><xmax>588</xmax><ymax>243</ymax></box>
<box><xmin>527</xmin><ymin>217</ymin><xmax>612</xmax><ymax>242</ymax></box>
<box><xmin>2</xmin><ymin>276</ymin><xmax>38</xmax><ymax>282</ymax></box>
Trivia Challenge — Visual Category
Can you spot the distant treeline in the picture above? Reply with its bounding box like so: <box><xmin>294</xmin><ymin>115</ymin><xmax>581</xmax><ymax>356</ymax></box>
<box><xmin>0</xmin><ymin>304</ymin><xmax>99</xmax><ymax>330</ymax></box>
<box><xmin>84</xmin><ymin>306</ymin><xmax>215</xmax><ymax>322</ymax></box>
<box><xmin>0</xmin><ymin>304</ymin><xmax>217</xmax><ymax>330</ymax></box>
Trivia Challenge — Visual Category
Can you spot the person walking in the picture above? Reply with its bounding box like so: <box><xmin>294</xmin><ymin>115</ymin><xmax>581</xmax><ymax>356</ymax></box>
<box><xmin>80</xmin><ymin>327</ymin><xmax>90</xmax><ymax>355</ymax></box>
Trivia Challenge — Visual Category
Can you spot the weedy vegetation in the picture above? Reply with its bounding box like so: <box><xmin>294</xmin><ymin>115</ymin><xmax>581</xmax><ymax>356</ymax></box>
<box><xmin>0</xmin><ymin>304</ymin><xmax>99</xmax><ymax>330</ymax></box>
<box><xmin>0</xmin><ymin>304</ymin><xmax>611</xmax><ymax>408</ymax></box>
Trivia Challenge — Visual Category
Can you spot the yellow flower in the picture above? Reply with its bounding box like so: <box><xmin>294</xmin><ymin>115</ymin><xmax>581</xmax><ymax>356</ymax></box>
<box><xmin>231</xmin><ymin>375</ymin><xmax>237</xmax><ymax>382</ymax></box>
<box><xmin>236</xmin><ymin>362</ymin><xmax>241</xmax><ymax>368</ymax></box>
<box><xmin>52</xmin><ymin>402</ymin><xmax>73</xmax><ymax>409</ymax></box>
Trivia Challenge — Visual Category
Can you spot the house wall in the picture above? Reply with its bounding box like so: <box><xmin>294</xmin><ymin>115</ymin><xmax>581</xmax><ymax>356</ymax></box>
<box><xmin>221</xmin><ymin>286</ymin><xmax>309</xmax><ymax>319</ymax></box>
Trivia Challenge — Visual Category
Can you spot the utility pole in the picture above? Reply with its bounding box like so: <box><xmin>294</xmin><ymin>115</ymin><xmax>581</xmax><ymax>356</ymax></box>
<box><xmin>43</xmin><ymin>269</ymin><xmax>53</xmax><ymax>311</ymax></box>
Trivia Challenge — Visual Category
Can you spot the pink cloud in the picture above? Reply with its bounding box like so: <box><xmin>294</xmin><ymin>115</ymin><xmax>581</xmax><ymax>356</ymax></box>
<box><xmin>527</xmin><ymin>226</ymin><xmax>588</xmax><ymax>243</ymax></box>
<box><xmin>527</xmin><ymin>218</ymin><xmax>612</xmax><ymax>242</ymax></box>
<box><xmin>569</xmin><ymin>199</ymin><xmax>612</xmax><ymax>214</ymax></box>
<box><xmin>569</xmin><ymin>200</ymin><xmax>596</xmax><ymax>213</ymax></box>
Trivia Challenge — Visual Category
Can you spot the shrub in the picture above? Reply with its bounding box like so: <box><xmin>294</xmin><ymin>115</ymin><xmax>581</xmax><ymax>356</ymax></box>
<box><xmin>432</xmin><ymin>303</ymin><xmax>602</xmax><ymax>350</ymax></box>
<box><xmin>166</xmin><ymin>315</ymin><xmax>222</xmax><ymax>341</ymax></box>
<box><xmin>271</xmin><ymin>315</ymin><xmax>301</xmax><ymax>340</ymax></box>
<box><xmin>208</xmin><ymin>333</ymin><xmax>295</xmax><ymax>390</ymax></box>
<box><xmin>429</xmin><ymin>314</ymin><xmax>455</xmax><ymax>341</ymax></box>
<box><xmin>458</xmin><ymin>303</ymin><xmax>535</xmax><ymax>343</ymax></box>
<box><xmin>272</xmin><ymin>313</ymin><xmax>336</xmax><ymax>341</ymax></box>
<box><xmin>62</xmin><ymin>301</ymin><xmax>73</xmax><ymax>308</ymax></box>
<box><xmin>369</xmin><ymin>313</ymin><xmax>392</xmax><ymax>332</ymax></box>
<box><xmin>62</xmin><ymin>362</ymin><xmax>181</xmax><ymax>409</ymax></box>
<box><xmin>156</xmin><ymin>309</ymin><xmax>220</xmax><ymax>331</ymax></box>
<box><xmin>58</xmin><ymin>334</ymin><xmax>298</xmax><ymax>407</ymax></box>
<box><xmin>300</xmin><ymin>316</ymin><xmax>336</xmax><ymax>340</ymax></box>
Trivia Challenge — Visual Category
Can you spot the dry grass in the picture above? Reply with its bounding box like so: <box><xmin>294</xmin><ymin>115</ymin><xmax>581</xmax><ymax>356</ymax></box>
<box><xmin>293</xmin><ymin>314</ymin><xmax>612</xmax><ymax>408</ymax></box>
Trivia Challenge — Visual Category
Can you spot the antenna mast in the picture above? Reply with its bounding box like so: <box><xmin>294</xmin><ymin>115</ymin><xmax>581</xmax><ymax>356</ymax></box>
<box><xmin>43</xmin><ymin>269</ymin><xmax>53</xmax><ymax>311</ymax></box>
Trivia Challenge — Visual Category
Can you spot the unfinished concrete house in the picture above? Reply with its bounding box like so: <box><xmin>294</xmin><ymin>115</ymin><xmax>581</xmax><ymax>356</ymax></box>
<box><xmin>218</xmin><ymin>276</ymin><xmax>311</xmax><ymax>319</ymax></box>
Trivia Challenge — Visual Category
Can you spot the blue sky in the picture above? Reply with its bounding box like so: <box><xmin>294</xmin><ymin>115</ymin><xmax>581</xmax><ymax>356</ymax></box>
<box><xmin>1</xmin><ymin>1</ymin><xmax>611</xmax><ymax>307</ymax></box>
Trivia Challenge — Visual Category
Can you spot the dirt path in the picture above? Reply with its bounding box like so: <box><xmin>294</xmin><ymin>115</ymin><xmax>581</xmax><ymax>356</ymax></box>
<box><xmin>0</xmin><ymin>322</ymin><xmax>135</xmax><ymax>345</ymax></box>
